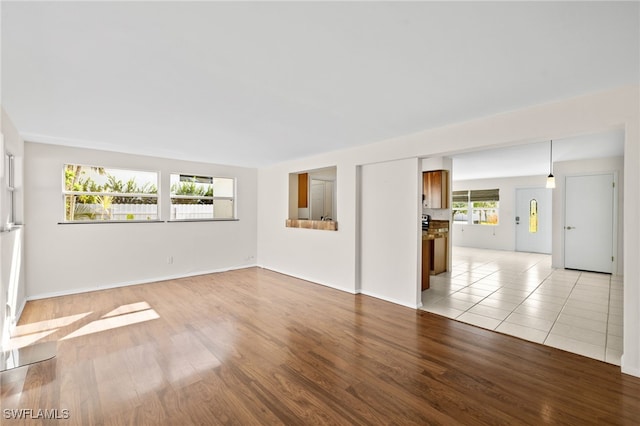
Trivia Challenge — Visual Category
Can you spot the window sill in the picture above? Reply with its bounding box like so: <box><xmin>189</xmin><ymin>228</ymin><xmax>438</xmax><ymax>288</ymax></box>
<box><xmin>453</xmin><ymin>223</ymin><xmax>499</xmax><ymax>227</ymax></box>
<box><xmin>59</xmin><ymin>219</ymin><xmax>239</xmax><ymax>225</ymax></box>
<box><xmin>59</xmin><ymin>220</ymin><xmax>164</xmax><ymax>225</ymax></box>
<box><xmin>168</xmin><ymin>219</ymin><xmax>239</xmax><ymax>223</ymax></box>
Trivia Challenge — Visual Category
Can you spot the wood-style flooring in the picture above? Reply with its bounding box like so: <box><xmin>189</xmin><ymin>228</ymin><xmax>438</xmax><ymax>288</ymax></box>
<box><xmin>2</xmin><ymin>267</ymin><xmax>639</xmax><ymax>425</ymax></box>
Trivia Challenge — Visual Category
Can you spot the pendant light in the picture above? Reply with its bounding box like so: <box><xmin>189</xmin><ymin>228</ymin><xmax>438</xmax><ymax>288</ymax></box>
<box><xmin>546</xmin><ymin>139</ymin><xmax>556</xmax><ymax>189</ymax></box>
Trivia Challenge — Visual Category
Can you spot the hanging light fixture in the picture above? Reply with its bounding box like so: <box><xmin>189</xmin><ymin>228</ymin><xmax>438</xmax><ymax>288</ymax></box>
<box><xmin>546</xmin><ymin>139</ymin><xmax>556</xmax><ymax>189</ymax></box>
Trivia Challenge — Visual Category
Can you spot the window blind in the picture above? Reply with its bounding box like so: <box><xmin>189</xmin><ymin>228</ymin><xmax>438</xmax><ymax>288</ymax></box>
<box><xmin>470</xmin><ymin>189</ymin><xmax>499</xmax><ymax>202</ymax></box>
<box><xmin>452</xmin><ymin>190</ymin><xmax>469</xmax><ymax>203</ymax></box>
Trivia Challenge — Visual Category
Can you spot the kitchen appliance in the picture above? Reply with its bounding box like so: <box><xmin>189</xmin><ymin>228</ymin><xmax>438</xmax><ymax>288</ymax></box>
<box><xmin>421</xmin><ymin>214</ymin><xmax>431</xmax><ymax>231</ymax></box>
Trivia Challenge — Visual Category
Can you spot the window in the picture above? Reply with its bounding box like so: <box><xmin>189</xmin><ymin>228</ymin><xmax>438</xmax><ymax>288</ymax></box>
<box><xmin>529</xmin><ymin>199</ymin><xmax>538</xmax><ymax>233</ymax></box>
<box><xmin>5</xmin><ymin>152</ymin><xmax>15</xmax><ymax>227</ymax></box>
<box><xmin>63</xmin><ymin>164</ymin><xmax>158</xmax><ymax>222</ymax></box>
<box><xmin>170</xmin><ymin>174</ymin><xmax>235</xmax><ymax>220</ymax></box>
<box><xmin>452</xmin><ymin>191</ymin><xmax>469</xmax><ymax>224</ymax></box>
<box><xmin>452</xmin><ymin>189</ymin><xmax>499</xmax><ymax>225</ymax></box>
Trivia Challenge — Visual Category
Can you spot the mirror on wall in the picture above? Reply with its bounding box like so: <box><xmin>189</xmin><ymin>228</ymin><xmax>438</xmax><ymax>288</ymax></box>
<box><xmin>289</xmin><ymin>166</ymin><xmax>336</xmax><ymax>221</ymax></box>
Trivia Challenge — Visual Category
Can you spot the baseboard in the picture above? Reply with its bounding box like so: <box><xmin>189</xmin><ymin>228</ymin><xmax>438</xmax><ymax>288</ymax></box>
<box><xmin>257</xmin><ymin>264</ymin><xmax>358</xmax><ymax>295</ymax></box>
<box><xmin>27</xmin><ymin>263</ymin><xmax>420</xmax><ymax>311</ymax></box>
<box><xmin>27</xmin><ymin>263</ymin><xmax>258</xmax><ymax>301</ymax></box>
<box><xmin>621</xmin><ymin>355</ymin><xmax>640</xmax><ymax>378</ymax></box>
<box><xmin>257</xmin><ymin>265</ymin><xmax>422</xmax><ymax>308</ymax></box>
<box><xmin>359</xmin><ymin>290</ymin><xmax>421</xmax><ymax>309</ymax></box>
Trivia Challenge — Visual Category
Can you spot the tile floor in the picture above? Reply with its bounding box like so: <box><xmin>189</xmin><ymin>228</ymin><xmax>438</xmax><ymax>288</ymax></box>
<box><xmin>421</xmin><ymin>247</ymin><xmax>623</xmax><ymax>365</ymax></box>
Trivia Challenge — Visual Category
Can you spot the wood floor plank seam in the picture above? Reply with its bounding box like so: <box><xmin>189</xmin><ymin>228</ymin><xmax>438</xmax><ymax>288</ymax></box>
<box><xmin>1</xmin><ymin>267</ymin><xmax>639</xmax><ymax>425</ymax></box>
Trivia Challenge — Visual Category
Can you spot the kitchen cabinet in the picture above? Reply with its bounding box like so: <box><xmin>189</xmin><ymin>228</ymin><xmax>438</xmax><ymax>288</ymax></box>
<box><xmin>422</xmin><ymin>170</ymin><xmax>449</xmax><ymax>209</ymax></box>
<box><xmin>298</xmin><ymin>173</ymin><xmax>308</xmax><ymax>208</ymax></box>
<box><xmin>421</xmin><ymin>220</ymin><xmax>449</xmax><ymax>291</ymax></box>
<box><xmin>431</xmin><ymin>237</ymin><xmax>448</xmax><ymax>275</ymax></box>
<box><xmin>422</xmin><ymin>234</ymin><xmax>448</xmax><ymax>289</ymax></box>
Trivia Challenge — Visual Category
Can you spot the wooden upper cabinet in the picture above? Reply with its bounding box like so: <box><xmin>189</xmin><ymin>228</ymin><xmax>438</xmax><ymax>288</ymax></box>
<box><xmin>423</xmin><ymin>170</ymin><xmax>449</xmax><ymax>209</ymax></box>
<box><xmin>298</xmin><ymin>173</ymin><xmax>308</xmax><ymax>208</ymax></box>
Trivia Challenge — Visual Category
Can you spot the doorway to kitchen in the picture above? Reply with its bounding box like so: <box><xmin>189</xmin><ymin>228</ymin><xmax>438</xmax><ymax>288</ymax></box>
<box><xmin>420</xmin><ymin>130</ymin><xmax>624</xmax><ymax>365</ymax></box>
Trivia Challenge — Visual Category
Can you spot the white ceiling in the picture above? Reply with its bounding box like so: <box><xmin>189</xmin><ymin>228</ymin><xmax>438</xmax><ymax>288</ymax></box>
<box><xmin>2</xmin><ymin>2</ymin><xmax>639</xmax><ymax>168</ymax></box>
<box><xmin>450</xmin><ymin>129</ymin><xmax>626</xmax><ymax>181</ymax></box>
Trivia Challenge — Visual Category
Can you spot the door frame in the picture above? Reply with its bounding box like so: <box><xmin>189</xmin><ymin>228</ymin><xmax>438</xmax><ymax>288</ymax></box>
<box><xmin>562</xmin><ymin>171</ymin><xmax>619</xmax><ymax>274</ymax></box>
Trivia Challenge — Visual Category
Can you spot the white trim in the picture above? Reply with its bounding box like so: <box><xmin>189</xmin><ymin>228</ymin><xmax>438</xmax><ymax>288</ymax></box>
<box><xmin>359</xmin><ymin>290</ymin><xmax>421</xmax><ymax>309</ymax></box>
<box><xmin>26</xmin><ymin>263</ymin><xmax>258</xmax><ymax>301</ymax></box>
<box><xmin>0</xmin><ymin>133</ymin><xmax>4</xmax><ymax>178</ymax></box>
<box><xmin>64</xmin><ymin>190</ymin><xmax>158</xmax><ymax>198</ymax></box>
<box><xmin>256</xmin><ymin>265</ymin><xmax>357</xmax><ymax>295</ymax></box>
<box><xmin>621</xmin><ymin>355</ymin><xmax>640</xmax><ymax>378</ymax></box>
<box><xmin>256</xmin><ymin>265</ymin><xmax>421</xmax><ymax>308</ymax></box>
<box><xmin>612</xmin><ymin>171</ymin><xmax>619</xmax><ymax>275</ymax></box>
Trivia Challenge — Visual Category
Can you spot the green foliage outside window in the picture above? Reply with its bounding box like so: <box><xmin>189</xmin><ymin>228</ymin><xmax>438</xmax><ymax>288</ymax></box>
<box><xmin>472</xmin><ymin>201</ymin><xmax>499</xmax><ymax>225</ymax></box>
<box><xmin>452</xmin><ymin>189</ymin><xmax>499</xmax><ymax>225</ymax></box>
<box><xmin>452</xmin><ymin>201</ymin><xmax>468</xmax><ymax>223</ymax></box>
<box><xmin>64</xmin><ymin>164</ymin><xmax>158</xmax><ymax>221</ymax></box>
<box><xmin>170</xmin><ymin>177</ymin><xmax>214</xmax><ymax>204</ymax></box>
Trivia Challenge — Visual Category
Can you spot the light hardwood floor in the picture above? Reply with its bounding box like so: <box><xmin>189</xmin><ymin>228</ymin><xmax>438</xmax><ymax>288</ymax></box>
<box><xmin>2</xmin><ymin>267</ymin><xmax>639</xmax><ymax>425</ymax></box>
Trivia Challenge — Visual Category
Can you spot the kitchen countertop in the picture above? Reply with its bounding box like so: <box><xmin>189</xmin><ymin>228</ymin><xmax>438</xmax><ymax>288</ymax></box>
<box><xmin>286</xmin><ymin>219</ymin><xmax>338</xmax><ymax>231</ymax></box>
<box><xmin>423</xmin><ymin>230</ymin><xmax>448</xmax><ymax>240</ymax></box>
<box><xmin>422</xmin><ymin>220</ymin><xmax>449</xmax><ymax>240</ymax></box>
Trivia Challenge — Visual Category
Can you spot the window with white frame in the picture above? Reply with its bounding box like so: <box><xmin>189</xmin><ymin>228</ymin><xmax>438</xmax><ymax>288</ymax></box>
<box><xmin>452</xmin><ymin>189</ymin><xmax>499</xmax><ymax>225</ymax></box>
<box><xmin>63</xmin><ymin>164</ymin><xmax>159</xmax><ymax>222</ymax></box>
<box><xmin>170</xmin><ymin>174</ymin><xmax>235</xmax><ymax>220</ymax></box>
<box><xmin>5</xmin><ymin>152</ymin><xmax>15</xmax><ymax>227</ymax></box>
<box><xmin>452</xmin><ymin>190</ymin><xmax>469</xmax><ymax>224</ymax></box>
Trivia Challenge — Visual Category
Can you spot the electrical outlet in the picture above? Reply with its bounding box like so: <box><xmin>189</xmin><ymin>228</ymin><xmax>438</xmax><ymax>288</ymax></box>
<box><xmin>167</xmin><ymin>256</ymin><xmax>173</xmax><ymax>264</ymax></box>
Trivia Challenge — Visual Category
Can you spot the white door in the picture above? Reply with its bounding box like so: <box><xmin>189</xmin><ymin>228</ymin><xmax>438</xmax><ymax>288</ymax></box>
<box><xmin>324</xmin><ymin>181</ymin><xmax>334</xmax><ymax>219</ymax></box>
<box><xmin>516</xmin><ymin>188</ymin><xmax>552</xmax><ymax>254</ymax></box>
<box><xmin>565</xmin><ymin>173</ymin><xmax>614</xmax><ymax>273</ymax></box>
<box><xmin>310</xmin><ymin>180</ymin><xmax>335</xmax><ymax>220</ymax></box>
<box><xmin>310</xmin><ymin>180</ymin><xmax>325</xmax><ymax>220</ymax></box>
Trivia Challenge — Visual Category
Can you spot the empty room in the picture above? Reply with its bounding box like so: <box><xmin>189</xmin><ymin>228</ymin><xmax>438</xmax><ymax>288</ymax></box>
<box><xmin>2</xmin><ymin>2</ymin><xmax>640</xmax><ymax>424</ymax></box>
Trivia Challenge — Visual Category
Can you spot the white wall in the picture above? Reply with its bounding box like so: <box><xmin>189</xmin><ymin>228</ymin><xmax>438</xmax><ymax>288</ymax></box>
<box><xmin>258</xmin><ymin>158</ymin><xmax>359</xmax><ymax>293</ymax></box>
<box><xmin>256</xmin><ymin>85</ymin><xmax>640</xmax><ymax>377</ymax></box>
<box><xmin>360</xmin><ymin>158</ymin><xmax>421</xmax><ymax>308</ymax></box>
<box><xmin>451</xmin><ymin>175</ymin><xmax>550</xmax><ymax>251</ymax></box>
<box><xmin>23</xmin><ymin>142</ymin><xmax>258</xmax><ymax>299</ymax></box>
<box><xmin>1</xmin><ymin>108</ymin><xmax>27</xmax><ymax>348</ymax></box>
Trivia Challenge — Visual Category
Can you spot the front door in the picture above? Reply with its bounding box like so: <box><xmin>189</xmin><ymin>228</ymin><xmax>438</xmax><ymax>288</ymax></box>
<box><xmin>564</xmin><ymin>173</ymin><xmax>615</xmax><ymax>273</ymax></box>
<box><xmin>516</xmin><ymin>187</ymin><xmax>552</xmax><ymax>254</ymax></box>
